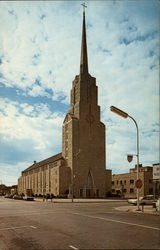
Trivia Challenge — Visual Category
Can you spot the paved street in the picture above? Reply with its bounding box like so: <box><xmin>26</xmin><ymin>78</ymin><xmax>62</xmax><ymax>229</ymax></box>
<box><xmin>0</xmin><ymin>197</ymin><xmax>159</xmax><ymax>250</ymax></box>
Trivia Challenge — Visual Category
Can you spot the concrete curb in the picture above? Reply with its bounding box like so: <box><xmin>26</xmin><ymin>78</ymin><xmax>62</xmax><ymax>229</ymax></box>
<box><xmin>115</xmin><ymin>205</ymin><xmax>160</xmax><ymax>216</ymax></box>
<box><xmin>34</xmin><ymin>198</ymin><xmax>126</xmax><ymax>203</ymax></box>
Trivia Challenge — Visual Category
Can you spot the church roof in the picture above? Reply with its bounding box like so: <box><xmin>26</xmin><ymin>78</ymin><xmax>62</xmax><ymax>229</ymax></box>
<box><xmin>22</xmin><ymin>152</ymin><xmax>63</xmax><ymax>173</ymax></box>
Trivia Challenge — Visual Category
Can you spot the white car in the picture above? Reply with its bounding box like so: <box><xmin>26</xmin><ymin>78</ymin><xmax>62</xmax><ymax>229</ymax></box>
<box><xmin>127</xmin><ymin>198</ymin><xmax>137</xmax><ymax>205</ymax></box>
<box><xmin>128</xmin><ymin>195</ymin><xmax>156</xmax><ymax>206</ymax></box>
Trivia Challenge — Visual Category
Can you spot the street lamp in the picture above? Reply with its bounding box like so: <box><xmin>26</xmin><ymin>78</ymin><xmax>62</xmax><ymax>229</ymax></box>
<box><xmin>110</xmin><ymin>105</ymin><xmax>140</xmax><ymax>211</ymax></box>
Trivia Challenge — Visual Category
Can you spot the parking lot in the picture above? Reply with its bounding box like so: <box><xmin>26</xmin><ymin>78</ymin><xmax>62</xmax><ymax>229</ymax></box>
<box><xmin>0</xmin><ymin>197</ymin><xmax>159</xmax><ymax>249</ymax></box>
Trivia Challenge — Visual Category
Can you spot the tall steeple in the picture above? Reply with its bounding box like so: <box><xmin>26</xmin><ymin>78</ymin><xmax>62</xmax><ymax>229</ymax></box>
<box><xmin>62</xmin><ymin>3</ymin><xmax>106</xmax><ymax>199</ymax></box>
<box><xmin>80</xmin><ymin>3</ymin><xmax>88</xmax><ymax>75</ymax></box>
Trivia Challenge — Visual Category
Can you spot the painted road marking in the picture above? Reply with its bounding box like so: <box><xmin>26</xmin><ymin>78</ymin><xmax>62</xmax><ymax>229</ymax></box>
<box><xmin>69</xmin><ymin>245</ymin><xmax>79</xmax><ymax>250</ymax></box>
<box><xmin>72</xmin><ymin>212</ymin><xmax>160</xmax><ymax>231</ymax></box>
<box><xmin>30</xmin><ymin>225</ymin><xmax>37</xmax><ymax>229</ymax></box>
<box><xmin>0</xmin><ymin>211</ymin><xmax>72</xmax><ymax>218</ymax></box>
<box><xmin>0</xmin><ymin>210</ymin><xmax>123</xmax><ymax>218</ymax></box>
<box><xmin>0</xmin><ymin>225</ymin><xmax>37</xmax><ymax>231</ymax></box>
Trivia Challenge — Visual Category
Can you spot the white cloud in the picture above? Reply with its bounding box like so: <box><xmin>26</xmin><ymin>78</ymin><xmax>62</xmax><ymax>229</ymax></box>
<box><xmin>0</xmin><ymin>98</ymin><xmax>63</xmax><ymax>156</ymax></box>
<box><xmin>0</xmin><ymin>161</ymin><xmax>30</xmax><ymax>186</ymax></box>
<box><xmin>20</xmin><ymin>103</ymin><xmax>34</xmax><ymax>115</ymax></box>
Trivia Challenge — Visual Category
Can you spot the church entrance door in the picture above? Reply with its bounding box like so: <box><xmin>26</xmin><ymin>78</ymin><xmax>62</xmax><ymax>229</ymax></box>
<box><xmin>86</xmin><ymin>170</ymin><xmax>94</xmax><ymax>198</ymax></box>
<box><xmin>86</xmin><ymin>188</ymin><xmax>91</xmax><ymax>198</ymax></box>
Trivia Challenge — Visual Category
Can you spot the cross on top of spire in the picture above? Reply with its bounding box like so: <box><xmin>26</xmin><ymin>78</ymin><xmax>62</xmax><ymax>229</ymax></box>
<box><xmin>81</xmin><ymin>3</ymin><xmax>87</xmax><ymax>13</ymax></box>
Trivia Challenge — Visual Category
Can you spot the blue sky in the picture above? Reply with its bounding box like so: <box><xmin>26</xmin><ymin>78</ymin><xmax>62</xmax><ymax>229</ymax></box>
<box><xmin>0</xmin><ymin>0</ymin><xmax>159</xmax><ymax>185</ymax></box>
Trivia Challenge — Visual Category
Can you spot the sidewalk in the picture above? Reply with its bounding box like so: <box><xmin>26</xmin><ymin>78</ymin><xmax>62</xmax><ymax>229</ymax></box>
<box><xmin>34</xmin><ymin>198</ymin><xmax>125</xmax><ymax>203</ymax></box>
<box><xmin>33</xmin><ymin>198</ymin><xmax>159</xmax><ymax>215</ymax></box>
<box><xmin>115</xmin><ymin>205</ymin><xmax>160</xmax><ymax>216</ymax></box>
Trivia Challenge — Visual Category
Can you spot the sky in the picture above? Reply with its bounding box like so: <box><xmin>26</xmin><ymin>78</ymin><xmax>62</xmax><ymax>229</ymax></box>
<box><xmin>0</xmin><ymin>0</ymin><xmax>159</xmax><ymax>186</ymax></box>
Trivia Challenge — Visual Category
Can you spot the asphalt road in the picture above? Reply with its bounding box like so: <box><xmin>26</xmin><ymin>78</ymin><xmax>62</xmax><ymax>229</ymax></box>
<box><xmin>0</xmin><ymin>197</ymin><xmax>159</xmax><ymax>250</ymax></box>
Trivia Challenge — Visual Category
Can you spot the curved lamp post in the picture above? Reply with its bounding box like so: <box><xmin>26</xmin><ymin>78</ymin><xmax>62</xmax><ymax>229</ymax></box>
<box><xmin>110</xmin><ymin>106</ymin><xmax>140</xmax><ymax>211</ymax></box>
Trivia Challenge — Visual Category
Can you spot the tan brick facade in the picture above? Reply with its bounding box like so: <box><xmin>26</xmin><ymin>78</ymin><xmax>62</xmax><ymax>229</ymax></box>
<box><xmin>62</xmin><ymin>73</ymin><xmax>106</xmax><ymax>198</ymax></box>
<box><xmin>18</xmin><ymin>154</ymin><xmax>71</xmax><ymax>196</ymax></box>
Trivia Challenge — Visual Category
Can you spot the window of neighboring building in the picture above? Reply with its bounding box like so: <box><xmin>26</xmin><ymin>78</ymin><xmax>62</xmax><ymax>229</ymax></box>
<box><xmin>130</xmin><ymin>179</ymin><xmax>134</xmax><ymax>184</ymax></box>
<box><xmin>124</xmin><ymin>180</ymin><xmax>126</xmax><ymax>185</ymax></box>
<box><xmin>112</xmin><ymin>189</ymin><xmax>115</xmax><ymax>193</ymax></box>
<box><xmin>120</xmin><ymin>180</ymin><xmax>122</xmax><ymax>184</ymax></box>
<box><xmin>130</xmin><ymin>188</ymin><xmax>134</xmax><ymax>193</ymax></box>
<box><xmin>123</xmin><ymin>189</ymin><xmax>127</xmax><ymax>193</ymax></box>
<box><xmin>112</xmin><ymin>181</ymin><xmax>114</xmax><ymax>185</ymax></box>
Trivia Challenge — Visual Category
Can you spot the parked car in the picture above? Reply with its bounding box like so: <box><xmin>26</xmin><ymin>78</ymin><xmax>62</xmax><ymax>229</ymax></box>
<box><xmin>23</xmin><ymin>195</ymin><xmax>34</xmax><ymax>201</ymax></box>
<box><xmin>13</xmin><ymin>195</ymin><xmax>23</xmax><ymax>200</ymax></box>
<box><xmin>128</xmin><ymin>195</ymin><xmax>156</xmax><ymax>206</ymax></box>
<box><xmin>51</xmin><ymin>193</ymin><xmax>56</xmax><ymax>199</ymax></box>
<box><xmin>155</xmin><ymin>198</ymin><xmax>160</xmax><ymax>212</ymax></box>
<box><xmin>8</xmin><ymin>194</ymin><xmax>14</xmax><ymax>199</ymax></box>
<box><xmin>45</xmin><ymin>194</ymin><xmax>50</xmax><ymax>200</ymax></box>
<box><xmin>4</xmin><ymin>194</ymin><xmax>10</xmax><ymax>198</ymax></box>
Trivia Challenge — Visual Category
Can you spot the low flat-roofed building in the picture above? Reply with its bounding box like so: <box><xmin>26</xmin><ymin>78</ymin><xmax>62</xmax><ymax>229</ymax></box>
<box><xmin>112</xmin><ymin>164</ymin><xmax>154</xmax><ymax>198</ymax></box>
<box><xmin>152</xmin><ymin>163</ymin><xmax>160</xmax><ymax>198</ymax></box>
<box><xmin>0</xmin><ymin>184</ymin><xmax>18</xmax><ymax>196</ymax></box>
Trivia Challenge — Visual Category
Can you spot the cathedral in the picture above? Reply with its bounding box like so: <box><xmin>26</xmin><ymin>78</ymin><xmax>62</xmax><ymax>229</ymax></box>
<box><xmin>18</xmin><ymin>7</ymin><xmax>111</xmax><ymax>198</ymax></box>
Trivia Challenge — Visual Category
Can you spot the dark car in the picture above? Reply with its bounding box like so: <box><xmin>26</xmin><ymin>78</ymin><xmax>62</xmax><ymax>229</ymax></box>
<box><xmin>13</xmin><ymin>195</ymin><xmax>23</xmax><ymax>200</ymax></box>
<box><xmin>45</xmin><ymin>194</ymin><xmax>50</xmax><ymax>200</ymax></box>
<box><xmin>23</xmin><ymin>195</ymin><xmax>34</xmax><ymax>201</ymax></box>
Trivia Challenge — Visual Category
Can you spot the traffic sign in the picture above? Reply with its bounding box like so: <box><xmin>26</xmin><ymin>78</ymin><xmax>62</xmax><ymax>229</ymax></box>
<box><xmin>127</xmin><ymin>154</ymin><xmax>133</xmax><ymax>163</ymax></box>
<box><xmin>135</xmin><ymin>179</ymin><xmax>142</xmax><ymax>189</ymax></box>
